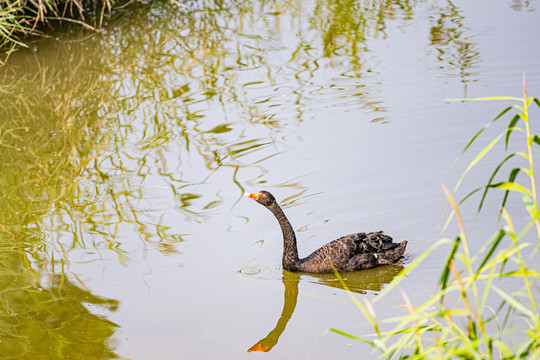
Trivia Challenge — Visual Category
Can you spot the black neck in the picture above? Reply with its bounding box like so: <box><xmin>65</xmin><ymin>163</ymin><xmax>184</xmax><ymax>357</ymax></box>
<box><xmin>267</xmin><ymin>202</ymin><xmax>299</xmax><ymax>270</ymax></box>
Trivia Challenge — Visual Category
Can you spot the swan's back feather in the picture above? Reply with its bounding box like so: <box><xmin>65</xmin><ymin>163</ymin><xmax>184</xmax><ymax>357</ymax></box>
<box><xmin>296</xmin><ymin>231</ymin><xmax>406</xmax><ymax>273</ymax></box>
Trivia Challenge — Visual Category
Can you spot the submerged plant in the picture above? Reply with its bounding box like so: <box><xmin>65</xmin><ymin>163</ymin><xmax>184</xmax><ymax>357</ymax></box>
<box><xmin>332</xmin><ymin>77</ymin><xmax>540</xmax><ymax>359</ymax></box>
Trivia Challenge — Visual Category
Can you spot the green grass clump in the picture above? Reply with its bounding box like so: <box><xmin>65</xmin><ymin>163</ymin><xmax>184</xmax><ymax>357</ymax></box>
<box><xmin>332</xmin><ymin>76</ymin><xmax>540</xmax><ymax>359</ymax></box>
<box><xmin>0</xmin><ymin>0</ymin><xmax>133</xmax><ymax>60</ymax></box>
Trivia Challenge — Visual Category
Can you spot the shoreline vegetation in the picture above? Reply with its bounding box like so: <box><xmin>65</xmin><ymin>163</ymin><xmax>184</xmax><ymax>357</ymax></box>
<box><xmin>334</xmin><ymin>78</ymin><xmax>540</xmax><ymax>359</ymax></box>
<box><xmin>0</xmin><ymin>0</ymin><xmax>147</xmax><ymax>61</ymax></box>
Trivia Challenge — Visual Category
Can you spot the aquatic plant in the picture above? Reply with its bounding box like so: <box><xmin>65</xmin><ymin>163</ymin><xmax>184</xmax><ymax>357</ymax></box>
<box><xmin>332</xmin><ymin>77</ymin><xmax>540</xmax><ymax>359</ymax></box>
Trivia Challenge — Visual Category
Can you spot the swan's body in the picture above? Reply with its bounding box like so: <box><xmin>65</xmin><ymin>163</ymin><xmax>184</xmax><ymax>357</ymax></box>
<box><xmin>246</xmin><ymin>191</ymin><xmax>407</xmax><ymax>273</ymax></box>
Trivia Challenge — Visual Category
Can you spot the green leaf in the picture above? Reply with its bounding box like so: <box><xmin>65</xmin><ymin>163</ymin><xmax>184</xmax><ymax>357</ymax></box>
<box><xmin>505</xmin><ymin>114</ymin><xmax>521</xmax><ymax>150</ymax></box>
<box><xmin>475</xmin><ymin>229</ymin><xmax>505</xmax><ymax>277</ymax></box>
<box><xmin>477</xmin><ymin>154</ymin><xmax>515</xmax><ymax>213</ymax></box>
<box><xmin>499</xmin><ymin>168</ymin><xmax>524</xmax><ymax>218</ymax></box>
<box><xmin>440</xmin><ymin>236</ymin><xmax>461</xmax><ymax>292</ymax></box>
<box><xmin>516</xmin><ymin>151</ymin><xmax>530</xmax><ymax>160</ymax></box>
<box><xmin>373</xmin><ymin>238</ymin><xmax>451</xmax><ymax>303</ymax></box>
<box><xmin>516</xmin><ymin>338</ymin><xmax>539</xmax><ymax>359</ymax></box>
<box><xmin>329</xmin><ymin>328</ymin><xmax>377</xmax><ymax>346</ymax></box>
<box><xmin>445</xmin><ymin>96</ymin><xmax>523</xmax><ymax>102</ymax></box>
<box><xmin>461</xmin><ymin>106</ymin><xmax>513</xmax><ymax>154</ymax></box>
<box><xmin>532</xmin><ymin>135</ymin><xmax>540</xmax><ymax>147</ymax></box>
<box><xmin>501</xmin><ymin>269</ymin><xmax>540</xmax><ymax>278</ymax></box>
<box><xmin>494</xmin><ymin>182</ymin><xmax>531</xmax><ymax>195</ymax></box>
<box><xmin>493</xmin><ymin>340</ymin><xmax>514</xmax><ymax>358</ymax></box>
<box><xmin>331</xmin><ymin>268</ymin><xmax>380</xmax><ymax>335</ymax></box>
<box><xmin>521</xmin><ymin>194</ymin><xmax>539</xmax><ymax>222</ymax></box>
<box><xmin>492</xmin><ymin>285</ymin><xmax>535</xmax><ymax>318</ymax></box>
<box><xmin>455</xmin><ymin>132</ymin><xmax>505</xmax><ymax>192</ymax></box>
<box><xmin>459</xmin><ymin>187</ymin><xmax>481</xmax><ymax>206</ymax></box>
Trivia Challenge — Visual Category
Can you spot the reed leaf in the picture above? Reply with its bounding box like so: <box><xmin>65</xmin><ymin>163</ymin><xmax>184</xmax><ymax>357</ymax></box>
<box><xmin>372</xmin><ymin>238</ymin><xmax>451</xmax><ymax>304</ymax></box>
<box><xmin>516</xmin><ymin>339</ymin><xmax>539</xmax><ymax>359</ymax></box>
<box><xmin>497</xmin><ymin>168</ymin><xmax>526</xmax><ymax>219</ymax></box>
<box><xmin>474</xmin><ymin>229</ymin><xmax>505</xmax><ymax>277</ymax></box>
<box><xmin>460</xmin><ymin>106</ymin><xmax>513</xmax><ymax>154</ymax></box>
<box><xmin>332</xmin><ymin>267</ymin><xmax>384</xmax><ymax>342</ymax></box>
<box><xmin>459</xmin><ymin>187</ymin><xmax>481</xmax><ymax>206</ymax></box>
<box><xmin>477</xmin><ymin>154</ymin><xmax>515</xmax><ymax>213</ymax></box>
<box><xmin>532</xmin><ymin>135</ymin><xmax>540</xmax><ymax>147</ymax></box>
<box><xmin>454</xmin><ymin>132</ymin><xmax>505</xmax><ymax>193</ymax></box>
<box><xmin>328</xmin><ymin>328</ymin><xmax>377</xmax><ymax>346</ymax></box>
<box><xmin>505</xmin><ymin>114</ymin><xmax>521</xmax><ymax>150</ymax></box>
<box><xmin>493</xmin><ymin>340</ymin><xmax>514</xmax><ymax>358</ymax></box>
<box><xmin>465</xmin><ymin>243</ymin><xmax>530</xmax><ymax>281</ymax></box>
<box><xmin>446</xmin><ymin>96</ymin><xmax>523</xmax><ymax>102</ymax></box>
<box><xmin>439</xmin><ymin>236</ymin><xmax>461</xmax><ymax>292</ymax></box>
<box><xmin>523</xmin><ymin>194</ymin><xmax>539</xmax><ymax>222</ymax></box>
<box><xmin>500</xmin><ymin>269</ymin><xmax>540</xmax><ymax>278</ymax></box>
<box><xmin>493</xmin><ymin>182</ymin><xmax>531</xmax><ymax>196</ymax></box>
<box><xmin>491</xmin><ymin>285</ymin><xmax>535</xmax><ymax>319</ymax></box>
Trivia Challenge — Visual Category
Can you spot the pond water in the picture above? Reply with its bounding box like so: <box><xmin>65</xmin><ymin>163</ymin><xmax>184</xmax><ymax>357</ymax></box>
<box><xmin>1</xmin><ymin>0</ymin><xmax>540</xmax><ymax>358</ymax></box>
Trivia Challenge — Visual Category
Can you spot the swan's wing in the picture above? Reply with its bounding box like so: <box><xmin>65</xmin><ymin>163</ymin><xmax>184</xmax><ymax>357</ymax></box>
<box><xmin>299</xmin><ymin>234</ymin><xmax>366</xmax><ymax>271</ymax></box>
<box><xmin>298</xmin><ymin>232</ymin><xmax>406</xmax><ymax>273</ymax></box>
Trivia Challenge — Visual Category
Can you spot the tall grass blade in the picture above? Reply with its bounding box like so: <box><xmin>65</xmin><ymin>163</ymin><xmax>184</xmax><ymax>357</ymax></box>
<box><xmin>372</xmin><ymin>238</ymin><xmax>451</xmax><ymax>303</ymax></box>
<box><xmin>505</xmin><ymin>114</ymin><xmax>521</xmax><ymax>150</ymax></box>
<box><xmin>493</xmin><ymin>340</ymin><xmax>514</xmax><ymax>358</ymax></box>
<box><xmin>501</xmin><ymin>269</ymin><xmax>540</xmax><ymax>278</ymax></box>
<box><xmin>522</xmin><ymin>194</ymin><xmax>539</xmax><ymax>222</ymax></box>
<box><xmin>498</xmin><ymin>168</ymin><xmax>525</xmax><ymax>219</ymax></box>
<box><xmin>332</xmin><ymin>267</ymin><xmax>383</xmax><ymax>340</ymax></box>
<box><xmin>328</xmin><ymin>328</ymin><xmax>377</xmax><ymax>346</ymax></box>
<box><xmin>460</xmin><ymin>106</ymin><xmax>512</xmax><ymax>154</ymax></box>
<box><xmin>491</xmin><ymin>285</ymin><xmax>535</xmax><ymax>318</ymax></box>
<box><xmin>440</xmin><ymin>236</ymin><xmax>461</xmax><ymax>292</ymax></box>
<box><xmin>477</xmin><ymin>154</ymin><xmax>515</xmax><ymax>213</ymax></box>
<box><xmin>446</xmin><ymin>96</ymin><xmax>523</xmax><ymax>102</ymax></box>
<box><xmin>493</xmin><ymin>182</ymin><xmax>531</xmax><ymax>196</ymax></box>
<box><xmin>459</xmin><ymin>188</ymin><xmax>481</xmax><ymax>206</ymax></box>
<box><xmin>516</xmin><ymin>338</ymin><xmax>538</xmax><ymax>359</ymax></box>
<box><xmin>454</xmin><ymin>132</ymin><xmax>505</xmax><ymax>192</ymax></box>
<box><xmin>474</xmin><ymin>229</ymin><xmax>505</xmax><ymax>277</ymax></box>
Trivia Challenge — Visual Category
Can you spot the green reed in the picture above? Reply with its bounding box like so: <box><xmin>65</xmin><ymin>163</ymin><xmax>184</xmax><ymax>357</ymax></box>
<box><xmin>332</xmin><ymin>77</ymin><xmax>540</xmax><ymax>359</ymax></box>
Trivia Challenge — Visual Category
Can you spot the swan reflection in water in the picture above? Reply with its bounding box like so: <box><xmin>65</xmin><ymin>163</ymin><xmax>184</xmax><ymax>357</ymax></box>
<box><xmin>247</xmin><ymin>265</ymin><xmax>403</xmax><ymax>352</ymax></box>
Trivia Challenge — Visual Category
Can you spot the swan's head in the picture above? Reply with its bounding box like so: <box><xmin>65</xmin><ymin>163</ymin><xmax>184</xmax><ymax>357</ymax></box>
<box><xmin>245</xmin><ymin>191</ymin><xmax>276</xmax><ymax>207</ymax></box>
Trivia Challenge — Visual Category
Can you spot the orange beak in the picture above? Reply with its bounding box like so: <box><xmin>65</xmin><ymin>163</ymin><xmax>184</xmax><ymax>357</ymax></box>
<box><xmin>245</xmin><ymin>192</ymin><xmax>262</xmax><ymax>200</ymax></box>
<box><xmin>247</xmin><ymin>343</ymin><xmax>268</xmax><ymax>352</ymax></box>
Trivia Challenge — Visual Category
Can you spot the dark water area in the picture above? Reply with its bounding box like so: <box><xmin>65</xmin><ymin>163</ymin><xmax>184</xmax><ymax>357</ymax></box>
<box><xmin>1</xmin><ymin>0</ymin><xmax>539</xmax><ymax>358</ymax></box>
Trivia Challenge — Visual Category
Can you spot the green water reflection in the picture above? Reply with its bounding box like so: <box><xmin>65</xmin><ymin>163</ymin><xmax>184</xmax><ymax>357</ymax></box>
<box><xmin>0</xmin><ymin>243</ymin><xmax>119</xmax><ymax>358</ymax></box>
<box><xmin>0</xmin><ymin>0</ymin><xmax>481</xmax><ymax>357</ymax></box>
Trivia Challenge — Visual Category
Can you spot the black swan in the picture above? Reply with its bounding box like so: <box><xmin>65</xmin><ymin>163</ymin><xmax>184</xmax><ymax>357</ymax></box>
<box><xmin>246</xmin><ymin>191</ymin><xmax>407</xmax><ymax>273</ymax></box>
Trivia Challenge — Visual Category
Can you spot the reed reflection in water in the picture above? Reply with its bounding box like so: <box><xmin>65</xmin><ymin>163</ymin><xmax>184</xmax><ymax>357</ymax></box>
<box><xmin>0</xmin><ymin>237</ymin><xmax>119</xmax><ymax>358</ymax></box>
